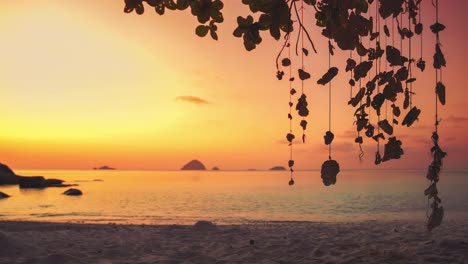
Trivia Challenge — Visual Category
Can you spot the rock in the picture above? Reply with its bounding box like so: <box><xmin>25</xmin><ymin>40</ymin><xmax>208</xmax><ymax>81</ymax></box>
<box><xmin>0</xmin><ymin>163</ymin><xmax>19</xmax><ymax>185</ymax></box>
<box><xmin>181</xmin><ymin>160</ymin><xmax>206</xmax><ymax>170</ymax></box>
<box><xmin>63</xmin><ymin>188</ymin><xmax>83</xmax><ymax>196</ymax></box>
<box><xmin>0</xmin><ymin>191</ymin><xmax>10</xmax><ymax>199</ymax></box>
<box><xmin>212</xmin><ymin>166</ymin><xmax>220</xmax><ymax>171</ymax></box>
<box><xmin>193</xmin><ymin>220</ymin><xmax>216</xmax><ymax>231</ymax></box>
<box><xmin>269</xmin><ymin>166</ymin><xmax>287</xmax><ymax>171</ymax></box>
<box><xmin>95</xmin><ymin>166</ymin><xmax>115</xmax><ymax>170</ymax></box>
<box><xmin>19</xmin><ymin>176</ymin><xmax>47</xmax><ymax>188</ymax></box>
<box><xmin>44</xmin><ymin>178</ymin><xmax>64</xmax><ymax>186</ymax></box>
<box><xmin>0</xmin><ymin>163</ymin><xmax>15</xmax><ymax>174</ymax></box>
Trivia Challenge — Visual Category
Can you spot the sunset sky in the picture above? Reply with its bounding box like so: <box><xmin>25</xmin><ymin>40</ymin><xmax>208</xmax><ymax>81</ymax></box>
<box><xmin>0</xmin><ymin>0</ymin><xmax>467</xmax><ymax>170</ymax></box>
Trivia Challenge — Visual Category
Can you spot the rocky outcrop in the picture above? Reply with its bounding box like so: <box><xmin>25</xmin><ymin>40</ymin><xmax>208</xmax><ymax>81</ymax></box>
<box><xmin>269</xmin><ymin>166</ymin><xmax>287</xmax><ymax>171</ymax></box>
<box><xmin>0</xmin><ymin>163</ymin><xmax>19</xmax><ymax>185</ymax></box>
<box><xmin>94</xmin><ymin>166</ymin><xmax>115</xmax><ymax>170</ymax></box>
<box><xmin>0</xmin><ymin>191</ymin><xmax>9</xmax><ymax>199</ymax></box>
<box><xmin>212</xmin><ymin>166</ymin><xmax>220</xmax><ymax>171</ymax></box>
<box><xmin>18</xmin><ymin>177</ymin><xmax>75</xmax><ymax>189</ymax></box>
<box><xmin>181</xmin><ymin>160</ymin><xmax>206</xmax><ymax>170</ymax></box>
<box><xmin>63</xmin><ymin>188</ymin><xmax>83</xmax><ymax>196</ymax></box>
<box><xmin>18</xmin><ymin>176</ymin><xmax>46</xmax><ymax>188</ymax></box>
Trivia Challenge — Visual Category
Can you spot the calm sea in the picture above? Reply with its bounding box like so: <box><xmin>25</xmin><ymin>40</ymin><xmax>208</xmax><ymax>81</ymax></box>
<box><xmin>1</xmin><ymin>170</ymin><xmax>467</xmax><ymax>224</ymax></box>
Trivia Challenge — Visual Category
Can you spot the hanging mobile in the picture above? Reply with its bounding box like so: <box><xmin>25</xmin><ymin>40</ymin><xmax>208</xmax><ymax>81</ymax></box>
<box><xmin>320</xmin><ymin>38</ymin><xmax>340</xmax><ymax>186</ymax></box>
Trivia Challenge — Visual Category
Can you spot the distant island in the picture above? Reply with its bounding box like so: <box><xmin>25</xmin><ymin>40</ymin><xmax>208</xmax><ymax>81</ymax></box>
<box><xmin>269</xmin><ymin>166</ymin><xmax>287</xmax><ymax>171</ymax></box>
<box><xmin>212</xmin><ymin>166</ymin><xmax>220</xmax><ymax>171</ymax></box>
<box><xmin>181</xmin><ymin>160</ymin><xmax>206</xmax><ymax>170</ymax></box>
<box><xmin>93</xmin><ymin>166</ymin><xmax>115</xmax><ymax>170</ymax></box>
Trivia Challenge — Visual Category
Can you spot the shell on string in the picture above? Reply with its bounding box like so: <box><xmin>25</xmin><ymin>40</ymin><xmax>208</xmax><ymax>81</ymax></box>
<box><xmin>320</xmin><ymin>159</ymin><xmax>340</xmax><ymax>187</ymax></box>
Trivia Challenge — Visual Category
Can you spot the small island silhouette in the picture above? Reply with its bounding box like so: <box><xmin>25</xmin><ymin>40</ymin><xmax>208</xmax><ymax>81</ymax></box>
<box><xmin>269</xmin><ymin>166</ymin><xmax>287</xmax><ymax>171</ymax></box>
<box><xmin>181</xmin><ymin>160</ymin><xmax>206</xmax><ymax>170</ymax></box>
<box><xmin>93</xmin><ymin>166</ymin><xmax>116</xmax><ymax>170</ymax></box>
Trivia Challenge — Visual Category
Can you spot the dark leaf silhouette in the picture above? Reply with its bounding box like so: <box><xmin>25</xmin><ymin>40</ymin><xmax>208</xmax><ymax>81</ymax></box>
<box><xmin>436</xmin><ymin>82</ymin><xmax>446</xmax><ymax>105</ymax></box>
<box><xmin>402</xmin><ymin>106</ymin><xmax>421</xmax><ymax>127</ymax></box>
<box><xmin>295</xmin><ymin>94</ymin><xmax>309</xmax><ymax>117</ymax></box>
<box><xmin>324</xmin><ymin>131</ymin><xmax>334</xmax><ymax>145</ymax></box>
<box><xmin>430</xmin><ymin>22</ymin><xmax>445</xmax><ymax>34</ymax></box>
<box><xmin>321</xmin><ymin>159</ymin><xmax>340</xmax><ymax>186</ymax></box>
<box><xmin>298</xmin><ymin>69</ymin><xmax>311</xmax><ymax>80</ymax></box>
<box><xmin>345</xmin><ymin>58</ymin><xmax>356</xmax><ymax>72</ymax></box>
<box><xmin>416</xmin><ymin>58</ymin><xmax>426</xmax><ymax>72</ymax></box>
<box><xmin>353</xmin><ymin>61</ymin><xmax>373</xmax><ymax>81</ymax></box>
<box><xmin>300</xmin><ymin>120</ymin><xmax>307</xmax><ymax>130</ymax></box>
<box><xmin>433</xmin><ymin>43</ymin><xmax>446</xmax><ymax>69</ymax></box>
<box><xmin>382</xmin><ymin>137</ymin><xmax>403</xmax><ymax>162</ymax></box>
<box><xmin>378</xmin><ymin>119</ymin><xmax>393</xmax><ymax>135</ymax></box>
<box><xmin>317</xmin><ymin>67</ymin><xmax>338</xmax><ymax>85</ymax></box>
<box><xmin>282</xmin><ymin>58</ymin><xmax>291</xmax><ymax>67</ymax></box>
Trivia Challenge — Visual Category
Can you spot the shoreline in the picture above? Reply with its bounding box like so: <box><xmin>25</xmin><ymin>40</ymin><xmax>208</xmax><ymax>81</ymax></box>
<box><xmin>1</xmin><ymin>220</ymin><xmax>467</xmax><ymax>264</ymax></box>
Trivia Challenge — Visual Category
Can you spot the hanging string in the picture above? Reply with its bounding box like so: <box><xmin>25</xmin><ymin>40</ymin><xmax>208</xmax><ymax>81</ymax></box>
<box><xmin>288</xmin><ymin>36</ymin><xmax>294</xmax><ymax>183</ymax></box>
<box><xmin>300</xmin><ymin>0</ymin><xmax>306</xmax><ymax>142</ymax></box>
<box><xmin>375</xmin><ymin>1</ymin><xmax>381</xmax><ymax>157</ymax></box>
<box><xmin>384</xmin><ymin>18</ymin><xmax>388</xmax><ymax>120</ymax></box>
<box><xmin>408</xmin><ymin>8</ymin><xmax>413</xmax><ymax>109</ymax></box>
<box><xmin>328</xmin><ymin>37</ymin><xmax>332</xmax><ymax>160</ymax></box>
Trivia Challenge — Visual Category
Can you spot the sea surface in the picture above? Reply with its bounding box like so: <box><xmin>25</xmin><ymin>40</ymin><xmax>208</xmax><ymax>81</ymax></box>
<box><xmin>1</xmin><ymin>169</ymin><xmax>467</xmax><ymax>224</ymax></box>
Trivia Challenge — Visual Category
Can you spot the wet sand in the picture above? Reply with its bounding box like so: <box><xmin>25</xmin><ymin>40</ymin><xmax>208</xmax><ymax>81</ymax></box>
<box><xmin>0</xmin><ymin>220</ymin><xmax>467</xmax><ymax>264</ymax></box>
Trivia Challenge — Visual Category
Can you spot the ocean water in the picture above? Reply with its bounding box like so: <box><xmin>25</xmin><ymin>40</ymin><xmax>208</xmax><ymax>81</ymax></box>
<box><xmin>1</xmin><ymin>169</ymin><xmax>467</xmax><ymax>224</ymax></box>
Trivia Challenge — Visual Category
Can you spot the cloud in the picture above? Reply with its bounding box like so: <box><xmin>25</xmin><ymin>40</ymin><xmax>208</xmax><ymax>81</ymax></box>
<box><xmin>175</xmin><ymin>96</ymin><xmax>209</xmax><ymax>104</ymax></box>
<box><xmin>444</xmin><ymin>116</ymin><xmax>468</xmax><ymax>124</ymax></box>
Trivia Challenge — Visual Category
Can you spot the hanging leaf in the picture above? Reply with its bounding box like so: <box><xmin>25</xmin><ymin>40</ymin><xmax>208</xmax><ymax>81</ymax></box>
<box><xmin>433</xmin><ymin>43</ymin><xmax>446</xmax><ymax>69</ymax></box>
<box><xmin>353</xmin><ymin>61</ymin><xmax>373</xmax><ymax>81</ymax></box>
<box><xmin>288</xmin><ymin>159</ymin><xmax>294</xmax><ymax>167</ymax></box>
<box><xmin>383</xmin><ymin>25</ymin><xmax>390</xmax><ymax>37</ymax></box>
<box><xmin>324</xmin><ymin>131</ymin><xmax>334</xmax><ymax>145</ymax></box>
<box><xmin>290</xmin><ymin>88</ymin><xmax>297</xmax><ymax>95</ymax></box>
<box><xmin>386</xmin><ymin>46</ymin><xmax>407</xmax><ymax>66</ymax></box>
<box><xmin>365</xmin><ymin>124</ymin><xmax>374</xmax><ymax>138</ymax></box>
<box><xmin>296</xmin><ymin>94</ymin><xmax>309</xmax><ymax>117</ymax></box>
<box><xmin>415</xmin><ymin>23</ymin><xmax>423</xmax><ymax>35</ymax></box>
<box><xmin>288</xmin><ymin>178</ymin><xmax>295</xmax><ymax>186</ymax></box>
<box><xmin>298</xmin><ymin>69</ymin><xmax>311</xmax><ymax>80</ymax></box>
<box><xmin>436</xmin><ymin>82</ymin><xmax>446</xmax><ymax>105</ymax></box>
<box><xmin>282</xmin><ymin>58</ymin><xmax>291</xmax><ymax>67</ymax></box>
<box><xmin>317</xmin><ymin>67</ymin><xmax>339</xmax><ymax>85</ymax></box>
<box><xmin>321</xmin><ymin>159</ymin><xmax>340</xmax><ymax>186</ymax></box>
<box><xmin>402</xmin><ymin>106</ymin><xmax>421</xmax><ymax>127</ymax></box>
<box><xmin>417</xmin><ymin>58</ymin><xmax>426</xmax><ymax>72</ymax></box>
<box><xmin>374</xmin><ymin>151</ymin><xmax>382</xmax><ymax>165</ymax></box>
<box><xmin>276</xmin><ymin>71</ymin><xmax>284</xmax><ymax>80</ymax></box>
<box><xmin>195</xmin><ymin>25</ymin><xmax>210</xmax><ymax>37</ymax></box>
<box><xmin>345</xmin><ymin>58</ymin><xmax>356</xmax><ymax>72</ymax></box>
<box><xmin>300</xmin><ymin>120</ymin><xmax>308</xmax><ymax>130</ymax></box>
<box><xmin>430</xmin><ymin>22</ymin><xmax>446</xmax><ymax>34</ymax></box>
<box><xmin>355</xmin><ymin>136</ymin><xmax>363</xmax><ymax>144</ymax></box>
<box><xmin>286</xmin><ymin>133</ymin><xmax>295</xmax><ymax>143</ymax></box>
<box><xmin>302</xmin><ymin>48</ymin><xmax>309</xmax><ymax>56</ymax></box>
<box><xmin>378</xmin><ymin>119</ymin><xmax>394</xmax><ymax>135</ymax></box>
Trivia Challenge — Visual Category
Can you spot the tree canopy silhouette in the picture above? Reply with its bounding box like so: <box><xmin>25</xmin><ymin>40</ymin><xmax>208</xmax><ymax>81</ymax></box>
<box><xmin>123</xmin><ymin>0</ymin><xmax>448</xmax><ymax>231</ymax></box>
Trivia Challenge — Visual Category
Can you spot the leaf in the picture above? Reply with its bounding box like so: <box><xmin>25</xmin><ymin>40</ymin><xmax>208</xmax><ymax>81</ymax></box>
<box><xmin>210</xmin><ymin>27</ymin><xmax>218</xmax><ymax>40</ymax></box>
<box><xmin>282</xmin><ymin>58</ymin><xmax>291</xmax><ymax>67</ymax></box>
<box><xmin>302</xmin><ymin>48</ymin><xmax>309</xmax><ymax>56</ymax></box>
<box><xmin>195</xmin><ymin>25</ymin><xmax>209</xmax><ymax>37</ymax></box>
<box><xmin>298</xmin><ymin>69</ymin><xmax>311</xmax><ymax>80</ymax></box>
<box><xmin>317</xmin><ymin>67</ymin><xmax>338</xmax><ymax>85</ymax></box>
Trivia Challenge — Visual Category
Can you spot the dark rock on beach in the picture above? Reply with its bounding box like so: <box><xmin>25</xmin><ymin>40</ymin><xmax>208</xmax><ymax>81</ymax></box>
<box><xmin>0</xmin><ymin>191</ymin><xmax>10</xmax><ymax>199</ymax></box>
<box><xmin>212</xmin><ymin>166</ymin><xmax>220</xmax><ymax>171</ymax></box>
<box><xmin>63</xmin><ymin>188</ymin><xmax>83</xmax><ymax>196</ymax></box>
<box><xmin>1</xmin><ymin>162</ymin><xmax>73</xmax><ymax>188</ymax></box>
<box><xmin>0</xmin><ymin>163</ymin><xmax>19</xmax><ymax>185</ymax></box>
<box><xmin>181</xmin><ymin>160</ymin><xmax>206</xmax><ymax>170</ymax></box>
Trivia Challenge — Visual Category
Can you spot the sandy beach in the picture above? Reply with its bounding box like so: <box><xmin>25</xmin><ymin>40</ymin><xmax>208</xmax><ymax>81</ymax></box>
<box><xmin>1</xmin><ymin>220</ymin><xmax>467</xmax><ymax>264</ymax></box>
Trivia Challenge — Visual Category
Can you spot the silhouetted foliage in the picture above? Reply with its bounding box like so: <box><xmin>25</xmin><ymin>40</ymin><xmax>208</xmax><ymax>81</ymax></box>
<box><xmin>124</xmin><ymin>0</ymin><xmax>448</xmax><ymax>230</ymax></box>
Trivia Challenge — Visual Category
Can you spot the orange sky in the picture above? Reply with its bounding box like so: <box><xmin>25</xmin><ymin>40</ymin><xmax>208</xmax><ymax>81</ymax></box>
<box><xmin>0</xmin><ymin>0</ymin><xmax>467</xmax><ymax>170</ymax></box>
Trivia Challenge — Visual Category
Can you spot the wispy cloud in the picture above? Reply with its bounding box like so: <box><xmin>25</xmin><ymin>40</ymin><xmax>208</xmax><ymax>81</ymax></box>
<box><xmin>176</xmin><ymin>96</ymin><xmax>209</xmax><ymax>104</ymax></box>
<box><xmin>444</xmin><ymin>116</ymin><xmax>468</xmax><ymax>124</ymax></box>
